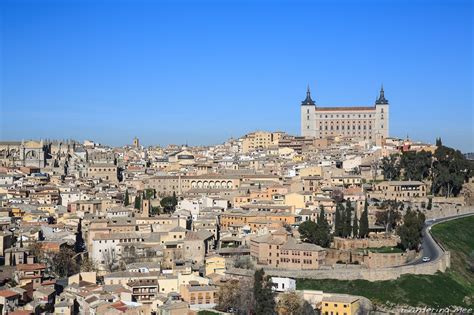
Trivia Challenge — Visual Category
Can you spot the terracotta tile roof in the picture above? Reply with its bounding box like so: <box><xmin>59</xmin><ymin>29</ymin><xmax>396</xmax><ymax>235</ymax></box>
<box><xmin>40</xmin><ymin>242</ymin><xmax>62</xmax><ymax>251</ymax></box>
<box><xmin>323</xmin><ymin>294</ymin><xmax>359</xmax><ymax>303</ymax></box>
<box><xmin>19</xmin><ymin>275</ymin><xmax>42</xmax><ymax>280</ymax></box>
<box><xmin>280</xmin><ymin>238</ymin><xmax>324</xmax><ymax>251</ymax></box>
<box><xmin>16</xmin><ymin>263</ymin><xmax>47</xmax><ymax>271</ymax></box>
<box><xmin>16</xmin><ymin>263</ymin><xmax>46</xmax><ymax>271</ymax></box>
<box><xmin>0</xmin><ymin>289</ymin><xmax>20</xmax><ymax>298</ymax></box>
<box><xmin>110</xmin><ymin>300</ymin><xmax>128</xmax><ymax>312</ymax></box>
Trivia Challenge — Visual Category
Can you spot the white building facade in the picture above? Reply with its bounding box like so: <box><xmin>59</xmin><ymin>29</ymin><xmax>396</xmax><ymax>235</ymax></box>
<box><xmin>271</xmin><ymin>277</ymin><xmax>296</xmax><ymax>292</ymax></box>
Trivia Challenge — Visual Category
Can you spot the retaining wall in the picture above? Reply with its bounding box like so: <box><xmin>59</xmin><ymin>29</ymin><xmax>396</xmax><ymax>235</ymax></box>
<box><xmin>261</xmin><ymin>251</ymin><xmax>450</xmax><ymax>281</ymax></box>
<box><xmin>226</xmin><ymin>212</ymin><xmax>472</xmax><ymax>282</ymax></box>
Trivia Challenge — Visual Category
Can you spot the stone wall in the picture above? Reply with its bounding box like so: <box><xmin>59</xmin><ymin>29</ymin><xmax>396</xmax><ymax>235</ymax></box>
<box><xmin>332</xmin><ymin>236</ymin><xmax>399</xmax><ymax>250</ymax></box>
<box><xmin>422</xmin><ymin>203</ymin><xmax>471</xmax><ymax>220</ymax></box>
<box><xmin>325</xmin><ymin>248</ymin><xmax>352</xmax><ymax>265</ymax></box>
<box><xmin>364</xmin><ymin>250</ymin><xmax>416</xmax><ymax>269</ymax></box>
<box><xmin>261</xmin><ymin>251</ymin><xmax>450</xmax><ymax>281</ymax></box>
<box><xmin>326</xmin><ymin>247</ymin><xmax>415</xmax><ymax>269</ymax></box>
<box><xmin>462</xmin><ymin>181</ymin><xmax>474</xmax><ymax>206</ymax></box>
<box><xmin>226</xmin><ymin>248</ymin><xmax>450</xmax><ymax>282</ymax></box>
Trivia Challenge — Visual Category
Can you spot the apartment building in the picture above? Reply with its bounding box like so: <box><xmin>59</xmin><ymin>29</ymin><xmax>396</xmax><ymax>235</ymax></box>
<box><xmin>15</xmin><ymin>263</ymin><xmax>46</xmax><ymax>288</ymax></box>
<box><xmin>330</xmin><ymin>175</ymin><xmax>362</xmax><ymax>187</ymax></box>
<box><xmin>86</xmin><ymin>163</ymin><xmax>118</xmax><ymax>183</ymax></box>
<box><xmin>241</xmin><ymin>131</ymin><xmax>286</xmax><ymax>153</ymax></box>
<box><xmin>91</xmin><ymin>232</ymin><xmax>145</xmax><ymax>269</ymax></box>
<box><xmin>368</xmin><ymin>181</ymin><xmax>427</xmax><ymax>200</ymax></box>
<box><xmin>127</xmin><ymin>279</ymin><xmax>158</xmax><ymax>305</ymax></box>
<box><xmin>179</xmin><ymin>283</ymin><xmax>218</xmax><ymax>308</ymax></box>
<box><xmin>279</xmin><ymin>239</ymin><xmax>327</xmax><ymax>270</ymax></box>
<box><xmin>220</xmin><ymin>210</ymin><xmax>299</xmax><ymax>232</ymax></box>
<box><xmin>321</xmin><ymin>295</ymin><xmax>360</xmax><ymax>315</ymax></box>
<box><xmin>250</xmin><ymin>229</ymin><xmax>326</xmax><ymax>270</ymax></box>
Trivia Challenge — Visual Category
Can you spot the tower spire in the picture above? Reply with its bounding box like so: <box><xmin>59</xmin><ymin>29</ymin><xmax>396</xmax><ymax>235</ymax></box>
<box><xmin>301</xmin><ymin>85</ymin><xmax>315</xmax><ymax>106</ymax></box>
<box><xmin>375</xmin><ymin>84</ymin><xmax>388</xmax><ymax>105</ymax></box>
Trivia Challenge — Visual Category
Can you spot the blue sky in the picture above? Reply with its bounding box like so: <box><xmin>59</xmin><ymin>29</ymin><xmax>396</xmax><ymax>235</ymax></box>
<box><xmin>1</xmin><ymin>0</ymin><xmax>472</xmax><ymax>151</ymax></box>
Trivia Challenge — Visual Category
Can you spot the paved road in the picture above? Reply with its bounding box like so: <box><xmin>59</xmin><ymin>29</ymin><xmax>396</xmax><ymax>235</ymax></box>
<box><xmin>408</xmin><ymin>212</ymin><xmax>474</xmax><ymax>265</ymax></box>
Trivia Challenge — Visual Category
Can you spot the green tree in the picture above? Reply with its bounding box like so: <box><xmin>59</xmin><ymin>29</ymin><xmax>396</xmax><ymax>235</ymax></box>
<box><xmin>427</xmin><ymin>197</ymin><xmax>432</xmax><ymax>210</ymax></box>
<box><xmin>400</xmin><ymin>150</ymin><xmax>432</xmax><ymax>181</ymax></box>
<box><xmin>315</xmin><ymin>205</ymin><xmax>331</xmax><ymax>248</ymax></box>
<box><xmin>160</xmin><ymin>195</ymin><xmax>178</xmax><ymax>213</ymax></box>
<box><xmin>397</xmin><ymin>209</ymin><xmax>426</xmax><ymax>251</ymax></box>
<box><xmin>298</xmin><ymin>220</ymin><xmax>318</xmax><ymax>244</ymax></box>
<box><xmin>254</xmin><ymin>269</ymin><xmax>275</xmax><ymax>315</ymax></box>
<box><xmin>340</xmin><ymin>203</ymin><xmax>346</xmax><ymax>237</ymax></box>
<box><xmin>381</xmin><ymin>154</ymin><xmax>400</xmax><ymax>180</ymax></box>
<box><xmin>145</xmin><ymin>188</ymin><xmax>155</xmax><ymax>199</ymax></box>
<box><xmin>172</xmin><ymin>191</ymin><xmax>178</xmax><ymax>204</ymax></box>
<box><xmin>124</xmin><ymin>189</ymin><xmax>130</xmax><ymax>206</ymax></box>
<box><xmin>352</xmin><ymin>211</ymin><xmax>359</xmax><ymax>238</ymax></box>
<box><xmin>359</xmin><ymin>200</ymin><xmax>369</xmax><ymax>238</ymax></box>
<box><xmin>432</xmin><ymin>145</ymin><xmax>472</xmax><ymax>197</ymax></box>
<box><xmin>75</xmin><ymin>219</ymin><xmax>85</xmax><ymax>253</ymax></box>
<box><xmin>150</xmin><ymin>206</ymin><xmax>161</xmax><ymax>215</ymax></box>
<box><xmin>134</xmin><ymin>194</ymin><xmax>141</xmax><ymax>209</ymax></box>
<box><xmin>343</xmin><ymin>200</ymin><xmax>352</xmax><ymax>238</ymax></box>
<box><xmin>298</xmin><ymin>207</ymin><xmax>331</xmax><ymax>248</ymax></box>
<box><xmin>334</xmin><ymin>202</ymin><xmax>343</xmax><ymax>237</ymax></box>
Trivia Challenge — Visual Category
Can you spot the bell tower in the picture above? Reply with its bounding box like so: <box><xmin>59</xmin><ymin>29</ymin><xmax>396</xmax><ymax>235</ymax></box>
<box><xmin>141</xmin><ymin>198</ymin><xmax>150</xmax><ymax>217</ymax></box>
<box><xmin>375</xmin><ymin>85</ymin><xmax>389</xmax><ymax>145</ymax></box>
<box><xmin>133</xmin><ymin>137</ymin><xmax>140</xmax><ymax>148</ymax></box>
<box><xmin>300</xmin><ymin>86</ymin><xmax>317</xmax><ymax>137</ymax></box>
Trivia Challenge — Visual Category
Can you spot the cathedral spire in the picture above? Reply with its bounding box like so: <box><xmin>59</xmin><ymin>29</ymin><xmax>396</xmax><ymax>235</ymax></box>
<box><xmin>375</xmin><ymin>84</ymin><xmax>388</xmax><ymax>105</ymax></box>
<box><xmin>301</xmin><ymin>85</ymin><xmax>316</xmax><ymax>106</ymax></box>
